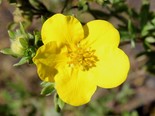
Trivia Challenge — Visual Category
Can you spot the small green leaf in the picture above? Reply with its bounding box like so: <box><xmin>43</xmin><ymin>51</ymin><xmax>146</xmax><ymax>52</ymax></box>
<box><xmin>41</xmin><ymin>82</ymin><xmax>55</xmax><ymax>96</ymax></box>
<box><xmin>145</xmin><ymin>36</ymin><xmax>155</xmax><ymax>43</ymax></box>
<box><xmin>29</xmin><ymin>0</ymin><xmax>43</xmax><ymax>10</ymax></box>
<box><xmin>151</xmin><ymin>17</ymin><xmax>155</xmax><ymax>25</ymax></box>
<box><xmin>141</xmin><ymin>30</ymin><xmax>149</xmax><ymax>37</ymax></box>
<box><xmin>0</xmin><ymin>48</ymin><xmax>15</xmax><ymax>56</ymax></box>
<box><xmin>143</xmin><ymin>22</ymin><xmax>155</xmax><ymax>31</ymax></box>
<box><xmin>140</xmin><ymin>3</ymin><xmax>150</xmax><ymax>29</ymax></box>
<box><xmin>40</xmin><ymin>81</ymin><xmax>47</xmax><ymax>87</ymax></box>
<box><xmin>131</xmin><ymin>111</ymin><xmax>139</xmax><ymax>116</ymax></box>
<box><xmin>128</xmin><ymin>20</ymin><xmax>135</xmax><ymax>33</ymax></box>
<box><xmin>57</xmin><ymin>96</ymin><xmax>65</xmax><ymax>110</ymax></box>
<box><xmin>27</xmin><ymin>33</ymin><xmax>33</xmax><ymax>39</ymax></box>
<box><xmin>16</xmin><ymin>29</ymin><xmax>22</xmax><ymax>36</ymax></box>
<box><xmin>141</xmin><ymin>22</ymin><xmax>155</xmax><ymax>37</ymax></box>
<box><xmin>19</xmin><ymin>23</ymin><xmax>26</xmax><ymax>34</ymax></box>
<box><xmin>34</xmin><ymin>30</ymin><xmax>41</xmax><ymax>46</ymax></box>
<box><xmin>153</xmin><ymin>32</ymin><xmax>155</xmax><ymax>36</ymax></box>
<box><xmin>19</xmin><ymin>23</ymin><xmax>29</xmax><ymax>39</ymax></box>
<box><xmin>41</xmin><ymin>15</ymin><xmax>47</xmax><ymax>24</ymax></box>
<box><xmin>8</xmin><ymin>30</ymin><xmax>15</xmax><ymax>39</ymax></box>
<box><xmin>7</xmin><ymin>22</ymin><xmax>18</xmax><ymax>30</ymax></box>
<box><xmin>144</xmin><ymin>39</ymin><xmax>151</xmax><ymax>50</ymax></box>
<box><xmin>13</xmin><ymin>57</ymin><xmax>29</xmax><ymax>66</ymax></box>
<box><xmin>19</xmin><ymin>38</ymin><xmax>28</xmax><ymax>48</ymax></box>
<box><xmin>131</xmin><ymin>39</ymin><xmax>135</xmax><ymax>48</ymax></box>
<box><xmin>120</xmin><ymin>31</ymin><xmax>130</xmax><ymax>40</ymax></box>
<box><xmin>41</xmin><ymin>81</ymin><xmax>54</xmax><ymax>87</ymax></box>
<box><xmin>78</xmin><ymin>0</ymin><xmax>88</xmax><ymax>11</ymax></box>
<box><xmin>54</xmin><ymin>93</ymin><xmax>65</xmax><ymax>112</ymax></box>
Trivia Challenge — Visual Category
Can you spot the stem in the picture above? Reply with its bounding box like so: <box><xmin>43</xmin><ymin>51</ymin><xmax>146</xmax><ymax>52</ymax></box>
<box><xmin>61</xmin><ymin>0</ymin><xmax>69</xmax><ymax>13</ymax></box>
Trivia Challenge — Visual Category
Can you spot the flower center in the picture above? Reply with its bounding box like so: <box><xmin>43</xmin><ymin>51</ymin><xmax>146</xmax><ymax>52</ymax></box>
<box><xmin>67</xmin><ymin>45</ymin><xmax>99</xmax><ymax>71</ymax></box>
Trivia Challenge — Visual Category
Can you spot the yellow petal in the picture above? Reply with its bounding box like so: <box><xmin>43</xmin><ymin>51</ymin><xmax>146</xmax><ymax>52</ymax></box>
<box><xmin>33</xmin><ymin>42</ymin><xmax>67</xmax><ymax>82</ymax></box>
<box><xmin>92</xmin><ymin>48</ymin><xmax>130</xmax><ymax>88</ymax></box>
<box><xmin>55</xmin><ymin>67</ymin><xmax>97</xmax><ymax>106</ymax></box>
<box><xmin>41</xmin><ymin>14</ymin><xmax>84</xmax><ymax>47</ymax></box>
<box><xmin>82</xmin><ymin>20</ymin><xmax>120</xmax><ymax>50</ymax></box>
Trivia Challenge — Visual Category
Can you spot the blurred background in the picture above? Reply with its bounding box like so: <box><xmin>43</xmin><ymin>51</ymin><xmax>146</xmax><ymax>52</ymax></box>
<box><xmin>1</xmin><ymin>0</ymin><xmax>155</xmax><ymax>116</ymax></box>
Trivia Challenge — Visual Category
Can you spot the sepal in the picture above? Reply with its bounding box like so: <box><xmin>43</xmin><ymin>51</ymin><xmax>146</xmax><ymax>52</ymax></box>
<box><xmin>41</xmin><ymin>82</ymin><xmax>55</xmax><ymax>96</ymax></box>
<box><xmin>54</xmin><ymin>93</ymin><xmax>65</xmax><ymax>112</ymax></box>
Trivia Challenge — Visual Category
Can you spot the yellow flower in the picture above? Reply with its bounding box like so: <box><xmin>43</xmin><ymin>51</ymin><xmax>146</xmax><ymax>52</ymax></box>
<box><xmin>33</xmin><ymin>14</ymin><xmax>130</xmax><ymax>106</ymax></box>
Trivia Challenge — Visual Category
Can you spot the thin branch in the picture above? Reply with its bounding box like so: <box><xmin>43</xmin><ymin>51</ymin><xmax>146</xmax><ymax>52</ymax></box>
<box><xmin>61</xmin><ymin>0</ymin><xmax>69</xmax><ymax>13</ymax></box>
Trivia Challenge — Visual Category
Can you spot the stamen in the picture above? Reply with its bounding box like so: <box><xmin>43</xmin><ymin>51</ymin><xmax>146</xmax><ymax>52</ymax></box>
<box><xmin>67</xmin><ymin>45</ymin><xmax>99</xmax><ymax>71</ymax></box>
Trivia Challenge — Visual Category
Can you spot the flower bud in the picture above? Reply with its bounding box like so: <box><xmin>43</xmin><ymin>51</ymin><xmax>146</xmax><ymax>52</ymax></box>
<box><xmin>11</xmin><ymin>36</ymin><xmax>25</xmax><ymax>57</ymax></box>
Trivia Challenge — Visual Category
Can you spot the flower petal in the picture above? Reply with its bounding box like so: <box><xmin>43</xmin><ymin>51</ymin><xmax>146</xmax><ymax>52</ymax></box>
<box><xmin>41</xmin><ymin>14</ymin><xmax>84</xmax><ymax>47</ymax></box>
<box><xmin>33</xmin><ymin>42</ymin><xmax>67</xmax><ymax>82</ymax></box>
<box><xmin>92</xmin><ymin>48</ymin><xmax>130</xmax><ymax>88</ymax></box>
<box><xmin>55</xmin><ymin>67</ymin><xmax>97</xmax><ymax>106</ymax></box>
<box><xmin>82</xmin><ymin>20</ymin><xmax>120</xmax><ymax>50</ymax></box>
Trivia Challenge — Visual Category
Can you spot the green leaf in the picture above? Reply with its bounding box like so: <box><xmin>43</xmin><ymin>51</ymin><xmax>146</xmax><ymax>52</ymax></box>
<box><xmin>120</xmin><ymin>31</ymin><xmax>130</xmax><ymax>40</ymax></box>
<box><xmin>29</xmin><ymin>0</ymin><xmax>43</xmax><ymax>10</ymax></box>
<box><xmin>128</xmin><ymin>19</ymin><xmax>135</xmax><ymax>34</ymax></box>
<box><xmin>151</xmin><ymin>17</ymin><xmax>155</xmax><ymax>25</ymax></box>
<box><xmin>144</xmin><ymin>39</ymin><xmax>151</xmax><ymax>50</ymax></box>
<box><xmin>41</xmin><ymin>15</ymin><xmax>47</xmax><ymax>24</ymax></box>
<box><xmin>13</xmin><ymin>57</ymin><xmax>29</xmax><ymax>66</ymax></box>
<box><xmin>54</xmin><ymin>93</ymin><xmax>65</xmax><ymax>112</ymax></box>
<box><xmin>78</xmin><ymin>0</ymin><xmax>88</xmax><ymax>11</ymax></box>
<box><xmin>0</xmin><ymin>48</ymin><xmax>16</xmax><ymax>56</ymax></box>
<box><xmin>8</xmin><ymin>30</ymin><xmax>15</xmax><ymax>39</ymax></box>
<box><xmin>19</xmin><ymin>22</ymin><xmax>28</xmax><ymax>39</ymax></box>
<box><xmin>34</xmin><ymin>30</ymin><xmax>41</xmax><ymax>46</ymax></box>
<box><xmin>7</xmin><ymin>22</ymin><xmax>18</xmax><ymax>30</ymax></box>
<box><xmin>0</xmin><ymin>0</ymin><xmax>2</xmax><ymax>5</ymax></box>
<box><xmin>145</xmin><ymin>36</ymin><xmax>155</xmax><ymax>43</ymax></box>
<box><xmin>19</xmin><ymin>37</ymin><xmax>28</xmax><ymax>48</ymax></box>
<box><xmin>141</xmin><ymin>22</ymin><xmax>155</xmax><ymax>37</ymax></box>
<box><xmin>19</xmin><ymin>23</ymin><xmax>26</xmax><ymax>34</ymax></box>
<box><xmin>140</xmin><ymin>3</ymin><xmax>150</xmax><ymax>29</ymax></box>
<box><xmin>131</xmin><ymin>111</ymin><xmax>139</xmax><ymax>116</ymax></box>
<box><xmin>41</xmin><ymin>82</ymin><xmax>55</xmax><ymax>96</ymax></box>
<box><xmin>131</xmin><ymin>39</ymin><xmax>135</xmax><ymax>48</ymax></box>
<box><xmin>27</xmin><ymin>33</ymin><xmax>33</xmax><ymax>39</ymax></box>
<box><xmin>16</xmin><ymin>29</ymin><xmax>22</xmax><ymax>36</ymax></box>
<box><xmin>144</xmin><ymin>22</ymin><xmax>153</xmax><ymax>30</ymax></box>
<box><xmin>57</xmin><ymin>96</ymin><xmax>65</xmax><ymax>110</ymax></box>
